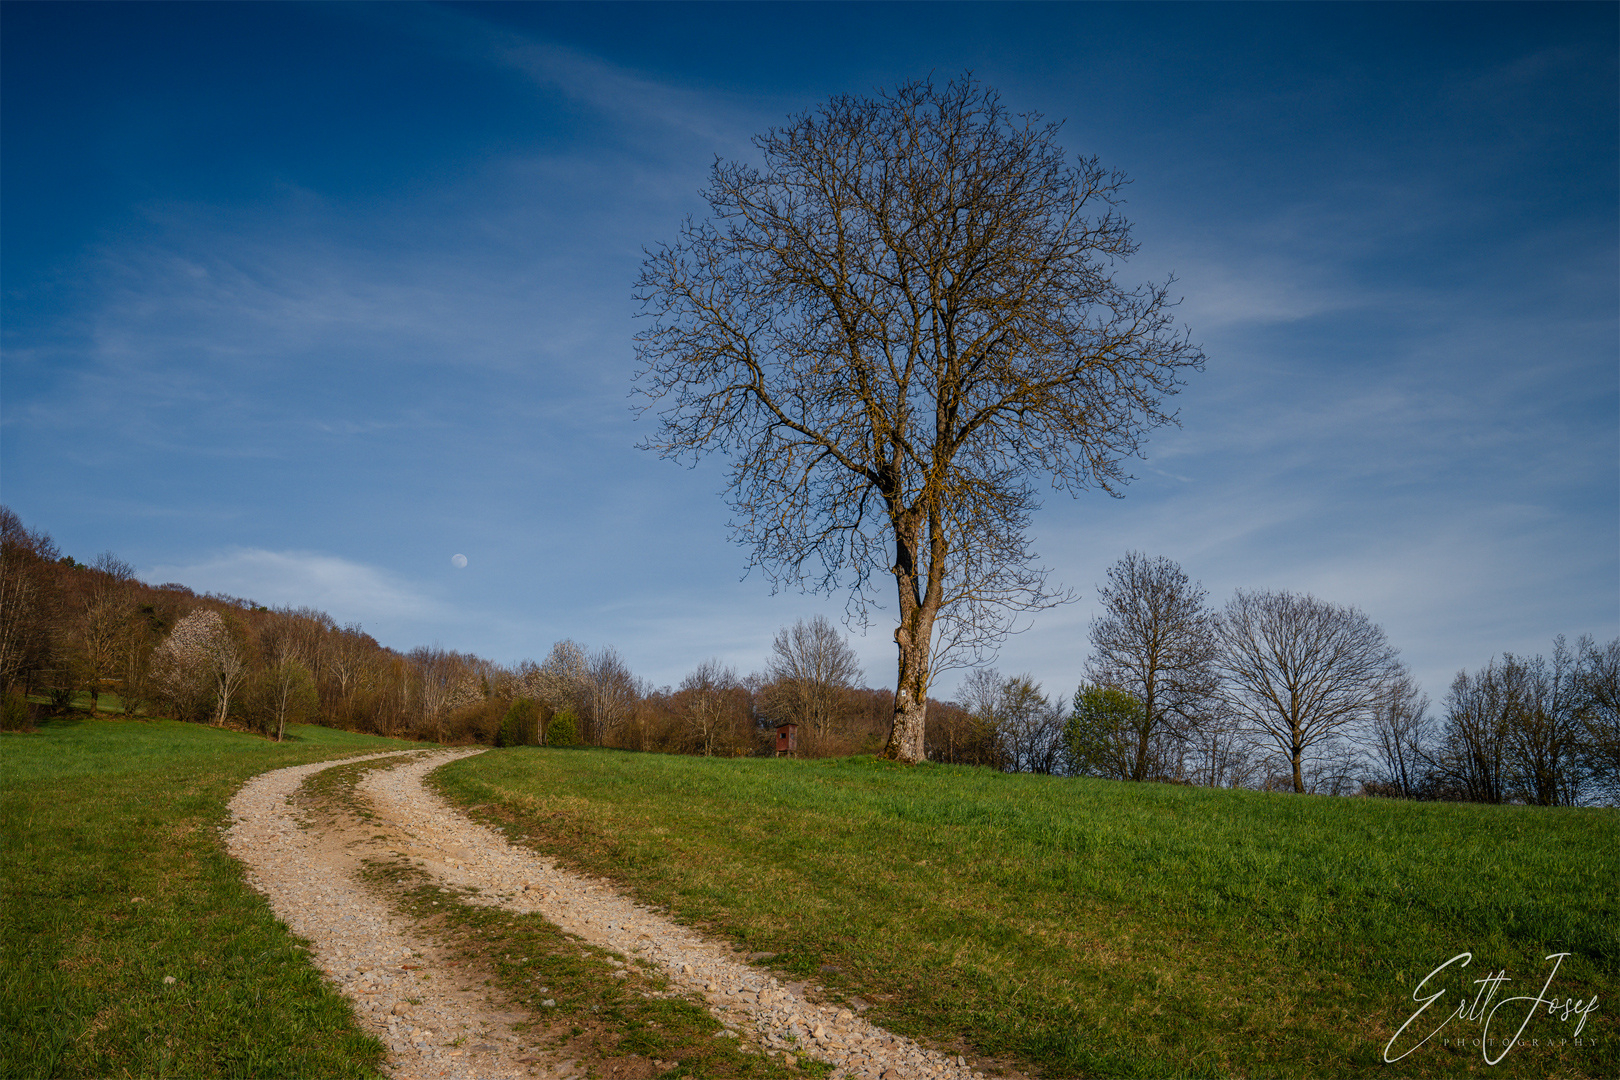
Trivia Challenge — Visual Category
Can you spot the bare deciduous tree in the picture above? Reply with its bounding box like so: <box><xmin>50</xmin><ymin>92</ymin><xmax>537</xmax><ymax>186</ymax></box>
<box><xmin>1364</xmin><ymin>666</ymin><xmax>1432</xmax><ymax>797</ymax></box>
<box><xmin>75</xmin><ymin>553</ymin><xmax>137</xmax><ymax>715</ymax></box>
<box><xmin>1576</xmin><ymin>636</ymin><xmax>1620</xmax><ymax>803</ymax></box>
<box><xmin>762</xmin><ymin>615</ymin><xmax>863</xmax><ymax>752</ymax></box>
<box><xmin>961</xmin><ymin>668</ymin><xmax>1067</xmax><ymax>774</ymax></box>
<box><xmin>408</xmin><ymin>647</ymin><xmax>483</xmax><ymax>741</ymax></box>
<box><xmin>1433</xmin><ymin>664</ymin><xmax>1513</xmax><ymax>803</ymax></box>
<box><xmin>1432</xmin><ymin>643</ymin><xmax>1586</xmax><ymax>806</ymax></box>
<box><xmin>1504</xmin><ymin>641</ymin><xmax>1583</xmax><ymax>806</ymax></box>
<box><xmin>680</xmin><ymin>658</ymin><xmax>740</xmax><ymax>757</ymax></box>
<box><xmin>1217</xmin><ymin>589</ymin><xmax>1400</xmax><ymax>794</ymax></box>
<box><xmin>1086</xmin><ymin>552</ymin><xmax>1219</xmax><ymax>781</ymax></box>
<box><xmin>258</xmin><ymin>619</ymin><xmax>319</xmax><ymax>742</ymax></box>
<box><xmin>0</xmin><ymin>508</ymin><xmax>58</xmax><ymax>695</ymax></box>
<box><xmin>1180</xmin><ymin>700</ymin><xmax>1262</xmax><ymax>789</ymax></box>
<box><xmin>583</xmin><ymin>645</ymin><xmax>638</xmax><ymax>746</ymax></box>
<box><xmin>634</xmin><ymin>75</ymin><xmax>1205</xmax><ymax>763</ymax></box>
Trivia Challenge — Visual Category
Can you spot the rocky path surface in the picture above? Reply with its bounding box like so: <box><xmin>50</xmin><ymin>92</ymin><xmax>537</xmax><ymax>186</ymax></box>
<box><xmin>227</xmin><ymin>749</ymin><xmax>993</xmax><ymax>1080</ymax></box>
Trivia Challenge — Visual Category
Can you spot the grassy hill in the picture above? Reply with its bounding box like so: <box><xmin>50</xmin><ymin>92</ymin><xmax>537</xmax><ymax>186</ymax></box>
<box><xmin>435</xmin><ymin>748</ymin><xmax>1618</xmax><ymax>1079</ymax></box>
<box><xmin>3</xmin><ymin>720</ymin><xmax>1613</xmax><ymax>1078</ymax></box>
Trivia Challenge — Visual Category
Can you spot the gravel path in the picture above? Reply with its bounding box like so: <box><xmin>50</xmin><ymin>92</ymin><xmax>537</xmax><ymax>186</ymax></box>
<box><xmin>227</xmin><ymin>749</ymin><xmax>992</xmax><ymax>1080</ymax></box>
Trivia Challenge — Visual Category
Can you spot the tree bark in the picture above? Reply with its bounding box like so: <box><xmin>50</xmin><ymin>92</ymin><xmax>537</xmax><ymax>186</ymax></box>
<box><xmin>888</xmin><ymin>685</ymin><xmax>927</xmax><ymax>764</ymax></box>
<box><xmin>882</xmin><ymin>505</ymin><xmax>937</xmax><ymax>764</ymax></box>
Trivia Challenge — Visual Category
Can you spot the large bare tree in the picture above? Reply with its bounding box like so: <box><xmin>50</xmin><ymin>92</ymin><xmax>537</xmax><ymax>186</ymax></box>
<box><xmin>1217</xmin><ymin>589</ymin><xmax>1400</xmax><ymax>794</ymax></box>
<box><xmin>635</xmin><ymin>75</ymin><xmax>1205</xmax><ymax>762</ymax></box>
<box><xmin>1086</xmin><ymin>552</ymin><xmax>1219</xmax><ymax>781</ymax></box>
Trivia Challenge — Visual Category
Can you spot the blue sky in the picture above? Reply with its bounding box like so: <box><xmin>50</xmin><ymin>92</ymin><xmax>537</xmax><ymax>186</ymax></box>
<box><xmin>3</xmin><ymin>2</ymin><xmax>1615</xmax><ymax>706</ymax></box>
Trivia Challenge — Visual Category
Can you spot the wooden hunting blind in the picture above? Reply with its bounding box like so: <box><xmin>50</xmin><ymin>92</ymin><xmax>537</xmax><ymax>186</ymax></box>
<box><xmin>774</xmin><ymin>721</ymin><xmax>799</xmax><ymax>757</ymax></box>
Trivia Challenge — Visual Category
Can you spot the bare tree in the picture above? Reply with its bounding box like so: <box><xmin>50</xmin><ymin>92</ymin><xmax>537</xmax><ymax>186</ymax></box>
<box><xmin>0</xmin><ymin>507</ymin><xmax>59</xmax><ymax>695</ymax></box>
<box><xmin>1430</xmin><ymin>645</ymin><xmax>1586</xmax><ymax>806</ymax></box>
<box><xmin>1575</xmin><ymin>636</ymin><xmax>1620</xmax><ymax>804</ymax></box>
<box><xmin>322</xmin><ymin>623</ymin><xmax>372</xmax><ymax>715</ymax></box>
<box><xmin>1217</xmin><ymin>589</ymin><xmax>1401</xmax><ymax>794</ymax></box>
<box><xmin>258</xmin><ymin>619</ymin><xmax>318</xmax><ymax>742</ymax></box>
<box><xmin>1181</xmin><ymin>701</ymin><xmax>1262</xmax><ymax>789</ymax></box>
<box><xmin>1504</xmin><ymin>641</ymin><xmax>1583</xmax><ymax>806</ymax></box>
<box><xmin>680</xmin><ymin>658</ymin><xmax>741</xmax><ymax>757</ymax></box>
<box><xmin>762</xmin><ymin>615</ymin><xmax>863</xmax><ymax>752</ymax></box>
<box><xmin>634</xmin><ymin>75</ymin><xmax>1205</xmax><ymax>763</ymax></box>
<box><xmin>409</xmin><ymin>647</ymin><xmax>482</xmax><ymax>741</ymax></box>
<box><xmin>962</xmin><ymin>668</ymin><xmax>1066</xmax><ymax>773</ymax></box>
<box><xmin>1364</xmin><ymin>666</ymin><xmax>1432</xmax><ymax>797</ymax></box>
<box><xmin>583</xmin><ymin>645</ymin><xmax>638</xmax><ymax>746</ymax></box>
<box><xmin>74</xmin><ymin>553</ymin><xmax>137</xmax><ymax>715</ymax></box>
<box><xmin>1086</xmin><ymin>552</ymin><xmax>1219</xmax><ymax>781</ymax></box>
<box><xmin>1432</xmin><ymin>664</ymin><xmax>1513</xmax><ymax>803</ymax></box>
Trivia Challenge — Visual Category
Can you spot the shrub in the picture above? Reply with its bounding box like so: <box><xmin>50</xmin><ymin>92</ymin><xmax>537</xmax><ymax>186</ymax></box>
<box><xmin>546</xmin><ymin>708</ymin><xmax>579</xmax><ymax>747</ymax></box>
<box><xmin>443</xmin><ymin>697</ymin><xmax>506</xmax><ymax>745</ymax></box>
<box><xmin>496</xmin><ymin>698</ymin><xmax>540</xmax><ymax>747</ymax></box>
<box><xmin>2</xmin><ymin>692</ymin><xmax>35</xmax><ymax>732</ymax></box>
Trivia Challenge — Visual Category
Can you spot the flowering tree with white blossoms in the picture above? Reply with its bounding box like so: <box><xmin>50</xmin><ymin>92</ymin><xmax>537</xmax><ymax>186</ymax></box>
<box><xmin>151</xmin><ymin>608</ymin><xmax>247</xmax><ymax>726</ymax></box>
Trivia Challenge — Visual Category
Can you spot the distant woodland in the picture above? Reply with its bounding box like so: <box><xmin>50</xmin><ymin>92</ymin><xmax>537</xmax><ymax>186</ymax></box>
<box><xmin>0</xmin><ymin>507</ymin><xmax>971</xmax><ymax>759</ymax></box>
<box><xmin>3</xmin><ymin>506</ymin><xmax>1615</xmax><ymax>805</ymax></box>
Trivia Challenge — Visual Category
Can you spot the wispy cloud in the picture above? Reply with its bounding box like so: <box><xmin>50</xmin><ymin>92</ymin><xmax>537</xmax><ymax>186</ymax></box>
<box><xmin>142</xmin><ymin>548</ymin><xmax>447</xmax><ymax>627</ymax></box>
<box><xmin>376</xmin><ymin>2</ymin><xmax>781</xmax><ymax>159</ymax></box>
<box><xmin>1167</xmin><ymin>252</ymin><xmax>1360</xmax><ymax>329</ymax></box>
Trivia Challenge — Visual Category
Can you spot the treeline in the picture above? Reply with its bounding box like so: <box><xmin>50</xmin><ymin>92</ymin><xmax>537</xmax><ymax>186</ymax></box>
<box><xmin>940</xmin><ymin>552</ymin><xmax>1620</xmax><ymax>807</ymax></box>
<box><xmin>5</xmin><ymin>509</ymin><xmax>1614</xmax><ymax>805</ymax></box>
<box><xmin>0</xmin><ymin>507</ymin><xmax>964</xmax><ymax>755</ymax></box>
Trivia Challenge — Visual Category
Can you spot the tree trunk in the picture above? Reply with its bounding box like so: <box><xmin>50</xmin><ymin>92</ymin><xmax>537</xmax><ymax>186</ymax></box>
<box><xmin>887</xmin><ymin>686</ymin><xmax>927</xmax><ymax>763</ymax></box>
<box><xmin>879</xmin><ymin>494</ymin><xmax>939</xmax><ymax>765</ymax></box>
<box><xmin>883</xmin><ymin>608</ymin><xmax>936</xmax><ymax>764</ymax></box>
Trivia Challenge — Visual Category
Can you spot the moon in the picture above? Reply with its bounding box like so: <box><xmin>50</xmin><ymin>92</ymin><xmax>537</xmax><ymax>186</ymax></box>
<box><xmin>450</xmin><ymin>553</ymin><xmax>468</xmax><ymax>569</ymax></box>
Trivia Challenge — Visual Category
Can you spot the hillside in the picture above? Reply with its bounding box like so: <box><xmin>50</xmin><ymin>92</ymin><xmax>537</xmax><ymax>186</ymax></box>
<box><xmin>435</xmin><ymin>748</ymin><xmax>1619</xmax><ymax>1079</ymax></box>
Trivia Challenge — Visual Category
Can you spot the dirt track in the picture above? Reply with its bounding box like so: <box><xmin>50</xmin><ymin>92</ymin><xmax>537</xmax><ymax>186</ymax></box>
<box><xmin>226</xmin><ymin>749</ymin><xmax>990</xmax><ymax>1080</ymax></box>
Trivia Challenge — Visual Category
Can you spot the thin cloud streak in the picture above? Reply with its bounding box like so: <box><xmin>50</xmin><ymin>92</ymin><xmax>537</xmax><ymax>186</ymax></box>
<box><xmin>143</xmin><ymin>548</ymin><xmax>446</xmax><ymax>626</ymax></box>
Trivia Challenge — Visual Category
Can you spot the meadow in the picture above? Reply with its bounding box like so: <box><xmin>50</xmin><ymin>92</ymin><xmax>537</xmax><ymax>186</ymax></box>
<box><xmin>0</xmin><ymin>717</ymin><xmax>423</xmax><ymax>1079</ymax></box>
<box><xmin>436</xmin><ymin>748</ymin><xmax>1618</xmax><ymax>1079</ymax></box>
<box><xmin>3</xmin><ymin>719</ymin><xmax>1614</xmax><ymax>1079</ymax></box>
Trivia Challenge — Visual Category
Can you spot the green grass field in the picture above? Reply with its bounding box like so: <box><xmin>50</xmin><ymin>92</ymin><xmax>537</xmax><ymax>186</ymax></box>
<box><xmin>4</xmin><ymin>720</ymin><xmax>1613</xmax><ymax>1079</ymax></box>
<box><xmin>0</xmin><ymin>717</ymin><xmax>428</xmax><ymax>1079</ymax></box>
<box><xmin>435</xmin><ymin>748</ymin><xmax>1619</xmax><ymax>1079</ymax></box>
